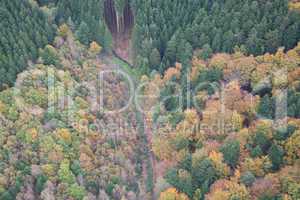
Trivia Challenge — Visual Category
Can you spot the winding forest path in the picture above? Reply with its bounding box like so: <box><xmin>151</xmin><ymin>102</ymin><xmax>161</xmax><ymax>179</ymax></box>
<box><xmin>102</xmin><ymin>54</ymin><xmax>155</xmax><ymax>199</ymax></box>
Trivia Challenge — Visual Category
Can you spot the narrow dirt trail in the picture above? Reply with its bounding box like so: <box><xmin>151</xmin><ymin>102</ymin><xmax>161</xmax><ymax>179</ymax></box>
<box><xmin>144</xmin><ymin>116</ymin><xmax>157</xmax><ymax>180</ymax></box>
<box><xmin>102</xmin><ymin>54</ymin><xmax>155</xmax><ymax>199</ymax></box>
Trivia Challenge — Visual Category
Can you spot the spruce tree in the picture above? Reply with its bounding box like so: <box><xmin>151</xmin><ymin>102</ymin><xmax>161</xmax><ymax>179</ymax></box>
<box><xmin>76</xmin><ymin>22</ymin><xmax>91</xmax><ymax>45</ymax></box>
<box><xmin>257</xmin><ymin>95</ymin><xmax>274</xmax><ymax>119</ymax></box>
<box><xmin>200</xmin><ymin>44</ymin><xmax>213</xmax><ymax>60</ymax></box>
<box><xmin>220</xmin><ymin>140</ymin><xmax>240</xmax><ymax>168</ymax></box>
<box><xmin>149</xmin><ymin>48</ymin><xmax>161</xmax><ymax>70</ymax></box>
<box><xmin>268</xmin><ymin>144</ymin><xmax>284</xmax><ymax>170</ymax></box>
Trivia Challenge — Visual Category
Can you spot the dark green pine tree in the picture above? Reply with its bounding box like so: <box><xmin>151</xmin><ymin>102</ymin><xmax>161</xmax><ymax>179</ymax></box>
<box><xmin>212</xmin><ymin>29</ymin><xmax>222</xmax><ymax>52</ymax></box>
<box><xmin>268</xmin><ymin>144</ymin><xmax>284</xmax><ymax>170</ymax></box>
<box><xmin>257</xmin><ymin>95</ymin><xmax>274</xmax><ymax>119</ymax></box>
<box><xmin>130</xmin><ymin>0</ymin><xmax>300</xmax><ymax>73</ymax></box>
<box><xmin>149</xmin><ymin>48</ymin><xmax>161</xmax><ymax>70</ymax></box>
<box><xmin>102</xmin><ymin>26</ymin><xmax>113</xmax><ymax>52</ymax></box>
<box><xmin>265</xmin><ymin>29</ymin><xmax>281</xmax><ymax>53</ymax></box>
<box><xmin>164</xmin><ymin>35</ymin><xmax>177</xmax><ymax>65</ymax></box>
<box><xmin>0</xmin><ymin>68</ymin><xmax>7</xmax><ymax>89</ymax></box>
<box><xmin>176</xmin><ymin>40</ymin><xmax>192</xmax><ymax>65</ymax></box>
<box><xmin>283</xmin><ymin>23</ymin><xmax>299</xmax><ymax>50</ymax></box>
<box><xmin>246</xmin><ymin>28</ymin><xmax>264</xmax><ymax>55</ymax></box>
<box><xmin>76</xmin><ymin>22</ymin><xmax>91</xmax><ymax>45</ymax></box>
<box><xmin>191</xmin><ymin>158</ymin><xmax>219</xmax><ymax>194</ymax></box>
<box><xmin>136</xmin><ymin>55</ymin><xmax>150</xmax><ymax>75</ymax></box>
<box><xmin>200</xmin><ymin>44</ymin><xmax>213</xmax><ymax>60</ymax></box>
<box><xmin>0</xmin><ymin>0</ymin><xmax>55</xmax><ymax>88</ymax></box>
<box><xmin>199</xmin><ymin>33</ymin><xmax>210</xmax><ymax>48</ymax></box>
<box><xmin>222</xmin><ymin>30</ymin><xmax>235</xmax><ymax>53</ymax></box>
<box><xmin>220</xmin><ymin>140</ymin><xmax>240</xmax><ymax>168</ymax></box>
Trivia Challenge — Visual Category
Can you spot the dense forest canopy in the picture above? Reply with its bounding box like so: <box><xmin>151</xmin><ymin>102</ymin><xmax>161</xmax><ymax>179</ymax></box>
<box><xmin>0</xmin><ymin>30</ymin><xmax>148</xmax><ymax>200</ymax></box>
<box><xmin>132</xmin><ymin>0</ymin><xmax>300</xmax><ymax>72</ymax></box>
<box><xmin>0</xmin><ymin>0</ymin><xmax>300</xmax><ymax>199</ymax></box>
<box><xmin>54</xmin><ymin>0</ymin><xmax>113</xmax><ymax>50</ymax></box>
<box><xmin>147</xmin><ymin>42</ymin><xmax>300</xmax><ymax>200</ymax></box>
<box><xmin>1</xmin><ymin>0</ymin><xmax>300</xmax><ymax>89</ymax></box>
<box><xmin>0</xmin><ymin>0</ymin><xmax>55</xmax><ymax>89</ymax></box>
<box><xmin>40</xmin><ymin>0</ymin><xmax>300</xmax><ymax>73</ymax></box>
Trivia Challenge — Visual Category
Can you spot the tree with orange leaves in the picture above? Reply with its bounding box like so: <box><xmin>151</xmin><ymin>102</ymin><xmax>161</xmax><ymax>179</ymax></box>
<box><xmin>89</xmin><ymin>41</ymin><xmax>102</xmax><ymax>55</ymax></box>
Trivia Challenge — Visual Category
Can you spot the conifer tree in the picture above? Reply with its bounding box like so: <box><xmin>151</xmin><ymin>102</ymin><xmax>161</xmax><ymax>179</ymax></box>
<box><xmin>76</xmin><ymin>22</ymin><xmax>91</xmax><ymax>45</ymax></box>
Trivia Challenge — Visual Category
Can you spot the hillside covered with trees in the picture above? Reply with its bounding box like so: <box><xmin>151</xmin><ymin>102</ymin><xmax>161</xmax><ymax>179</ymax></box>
<box><xmin>0</xmin><ymin>0</ymin><xmax>300</xmax><ymax>200</ymax></box>
<box><xmin>145</xmin><ymin>42</ymin><xmax>300</xmax><ymax>200</ymax></box>
<box><xmin>132</xmin><ymin>0</ymin><xmax>300</xmax><ymax>72</ymax></box>
<box><xmin>0</xmin><ymin>28</ymin><xmax>153</xmax><ymax>200</ymax></box>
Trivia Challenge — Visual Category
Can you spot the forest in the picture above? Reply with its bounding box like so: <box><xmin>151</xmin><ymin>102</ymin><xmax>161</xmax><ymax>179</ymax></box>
<box><xmin>0</xmin><ymin>0</ymin><xmax>54</xmax><ymax>88</ymax></box>
<box><xmin>0</xmin><ymin>0</ymin><xmax>299</xmax><ymax>199</ymax></box>
<box><xmin>132</xmin><ymin>0</ymin><xmax>300</xmax><ymax>72</ymax></box>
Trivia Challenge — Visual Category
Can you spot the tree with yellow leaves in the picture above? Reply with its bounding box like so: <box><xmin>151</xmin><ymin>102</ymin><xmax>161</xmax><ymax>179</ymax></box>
<box><xmin>284</xmin><ymin>130</ymin><xmax>300</xmax><ymax>164</ymax></box>
<box><xmin>206</xmin><ymin>179</ymin><xmax>250</xmax><ymax>200</ymax></box>
<box><xmin>89</xmin><ymin>41</ymin><xmax>102</xmax><ymax>55</ymax></box>
<box><xmin>27</xmin><ymin>128</ymin><xmax>38</xmax><ymax>142</ymax></box>
<box><xmin>41</xmin><ymin>164</ymin><xmax>56</xmax><ymax>177</ymax></box>
<box><xmin>241</xmin><ymin>156</ymin><xmax>272</xmax><ymax>177</ymax></box>
<box><xmin>175</xmin><ymin>109</ymin><xmax>200</xmax><ymax>140</ymax></box>
<box><xmin>58</xmin><ymin>159</ymin><xmax>76</xmax><ymax>184</ymax></box>
<box><xmin>273</xmin><ymin>47</ymin><xmax>285</xmax><ymax>66</ymax></box>
<box><xmin>152</xmin><ymin>135</ymin><xmax>173</xmax><ymax>161</ymax></box>
<box><xmin>159</xmin><ymin>188</ymin><xmax>189</xmax><ymax>200</ymax></box>
<box><xmin>58</xmin><ymin>23</ymin><xmax>70</xmax><ymax>38</ymax></box>
<box><xmin>208</xmin><ymin>151</ymin><xmax>230</xmax><ymax>177</ymax></box>
<box><xmin>231</xmin><ymin>111</ymin><xmax>243</xmax><ymax>132</ymax></box>
<box><xmin>209</xmin><ymin>53</ymin><xmax>230</xmax><ymax>71</ymax></box>
<box><xmin>0</xmin><ymin>100</ymin><xmax>6</xmax><ymax>114</ymax></box>
<box><xmin>56</xmin><ymin>128</ymin><xmax>72</xmax><ymax>145</ymax></box>
<box><xmin>289</xmin><ymin>1</ymin><xmax>300</xmax><ymax>11</ymax></box>
<box><xmin>183</xmin><ymin>109</ymin><xmax>198</xmax><ymax>125</ymax></box>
